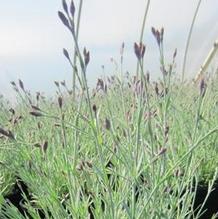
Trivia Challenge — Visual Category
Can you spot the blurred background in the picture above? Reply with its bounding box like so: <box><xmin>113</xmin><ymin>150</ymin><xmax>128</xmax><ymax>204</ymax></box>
<box><xmin>0</xmin><ymin>0</ymin><xmax>218</xmax><ymax>102</ymax></box>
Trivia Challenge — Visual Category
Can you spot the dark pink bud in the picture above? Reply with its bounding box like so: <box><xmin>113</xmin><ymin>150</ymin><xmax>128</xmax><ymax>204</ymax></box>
<box><xmin>63</xmin><ymin>48</ymin><xmax>70</xmax><ymax>60</ymax></box>
<box><xmin>70</xmin><ymin>0</ymin><xmax>75</xmax><ymax>18</ymax></box>
<box><xmin>156</xmin><ymin>31</ymin><xmax>161</xmax><ymax>46</ymax></box>
<box><xmin>31</xmin><ymin>105</ymin><xmax>41</xmax><ymax>111</ymax></box>
<box><xmin>151</xmin><ymin>27</ymin><xmax>156</xmax><ymax>37</ymax></box>
<box><xmin>10</xmin><ymin>81</ymin><xmax>16</xmax><ymax>87</ymax></box>
<box><xmin>173</xmin><ymin>48</ymin><xmax>177</xmax><ymax>59</ymax></box>
<box><xmin>60</xmin><ymin>80</ymin><xmax>66</xmax><ymax>86</ymax></box>
<box><xmin>30</xmin><ymin>111</ymin><xmax>43</xmax><ymax>117</ymax></box>
<box><xmin>62</xmin><ymin>0</ymin><xmax>69</xmax><ymax>15</ymax></box>
<box><xmin>151</xmin><ymin>27</ymin><xmax>161</xmax><ymax>46</ymax></box>
<box><xmin>160</xmin><ymin>27</ymin><xmax>164</xmax><ymax>43</ymax></box>
<box><xmin>154</xmin><ymin>83</ymin><xmax>159</xmax><ymax>96</ymax></box>
<box><xmin>18</xmin><ymin>79</ymin><xmax>24</xmax><ymax>91</ymax></box>
<box><xmin>120</xmin><ymin>42</ymin><xmax>125</xmax><ymax>55</ymax></box>
<box><xmin>200</xmin><ymin>78</ymin><xmax>206</xmax><ymax>97</ymax></box>
<box><xmin>58</xmin><ymin>96</ymin><xmax>63</xmax><ymax>109</ymax></box>
<box><xmin>134</xmin><ymin>43</ymin><xmax>141</xmax><ymax>60</ymax></box>
<box><xmin>141</xmin><ymin>43</ymin><xmax>146</xmax><ymax>58</ymax></box>
<box><xmin>58</xmin><ymin>11</ymin><xmax>74</xmax><ymax>33</ymax></box>
<box><xmin>54</xmin><ymin>81</ymin><xmax>60</xmax><ymax>87</ymax></box>
<box><xmin>36</xmin><ymin>92</ymin><xmax>40</xmax><ymax>101</ymax></box>
<box><xmin>146</xmin><ymin>72</ymin><xmax>150</xmax><ymax>83</ymax></box>
<box><xmin>83</xmin><ymin>48</ymin><xmax>90</xmax><ymax>66</ymax></box>
<box><xmin>157</xmin><ymin>147</ymin><xmax>167</xmax><ymax>156</ymax></box>
<box><xmin>92</xmin><ymin>104</ymin><xmax>97</xmax><ymax>115</ymax></box>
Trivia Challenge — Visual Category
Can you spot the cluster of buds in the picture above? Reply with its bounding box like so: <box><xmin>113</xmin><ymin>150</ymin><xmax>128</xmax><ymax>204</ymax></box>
<box><xmin>96</xmin><ymin>78</ymin><xmax>107</xmax><ymax>93</ymax></box>
<box><xmin>10</xmin><ymin>81</ymin><xmax>19</xmax><ymax>93</ymax></box>
<box><xmin>134</xmin><ymin>42</ymin><xmax>146</xmax><ymax>60</ymax></box>
<box><xmin>11</xmin><ymin>79</ymin><xmax>26</xmax><ymax>93</ymax></box>
<box><xmin>58</xmin><ymin>0</ymin><xmax>75</xmax><ymax>34</ymax></box>
<box><xmin>151</xmin><ymin>27</ymin><xmax>164</xmax><ymax>47</ymax></box>
<box><xmin>58</xmin><ymin>0</ymin><xmax>90</xmax><ymax>69</ymax></box>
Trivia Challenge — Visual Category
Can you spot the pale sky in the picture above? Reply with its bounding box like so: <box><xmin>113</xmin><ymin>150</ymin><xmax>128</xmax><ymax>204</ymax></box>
<box><xmin>0</xmin><ymin>0</ymin><xmax>218</xmax><ymax>101</ymax></box>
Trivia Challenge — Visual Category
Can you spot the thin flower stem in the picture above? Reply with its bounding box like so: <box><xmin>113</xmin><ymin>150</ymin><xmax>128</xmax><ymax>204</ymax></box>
<box><xmin>73</xmin><ymin>0</ymin><xmax>83</xmax><ymax>99</ymax></box>
<box><xmin>136</xmin><ymin>0</ymin><xmax>150</xmax><ymax>78</ymax></box>
<box><xmin>181</xmin><ymin>0</ymin><xmax>202</xmax><ymax>83</ymax></box>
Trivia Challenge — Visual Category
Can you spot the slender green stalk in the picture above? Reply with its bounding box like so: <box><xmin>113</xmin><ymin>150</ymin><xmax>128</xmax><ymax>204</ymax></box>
<box><xmin>136</xmin><ymin>0</ymin><xmax>151</xmax><ymax>77</ymax></box>
<box><xmin>181</xmin><ymin>0</ymin><xmax>202</xmax><ymax>83</ymax></box>
<box><xmin>72</xmin><ymin>94</ymin><xmax>84</xmax><ymax>170</ymax></box>
<box><xmin>73</xmin><ymin>0</ymin><xmax>83</xmax><ymax>99</ymax></box>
